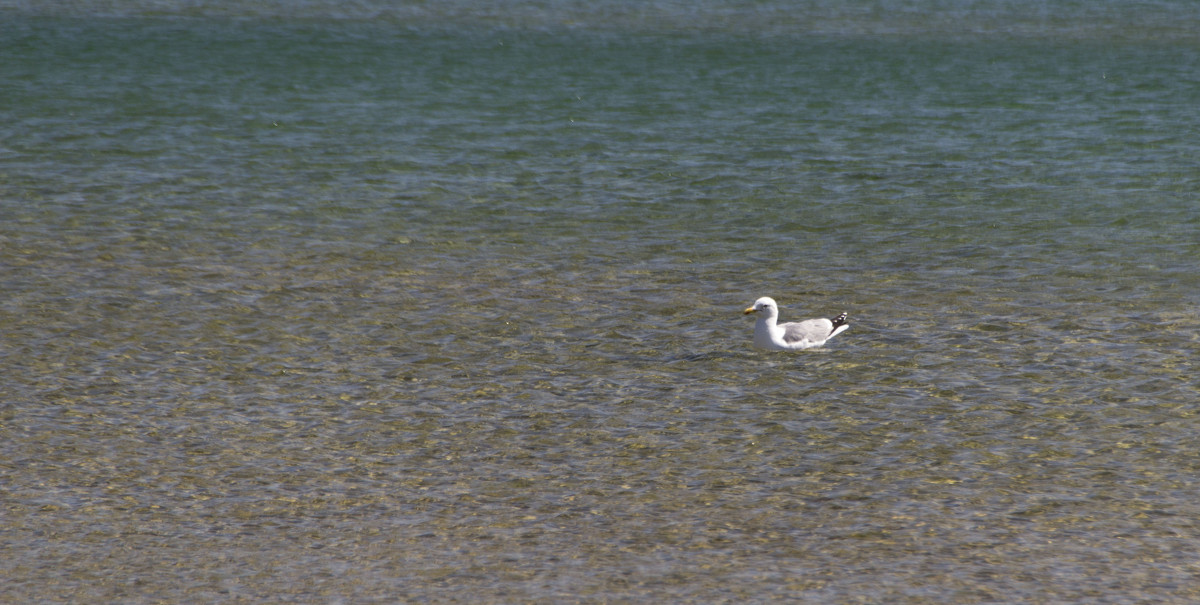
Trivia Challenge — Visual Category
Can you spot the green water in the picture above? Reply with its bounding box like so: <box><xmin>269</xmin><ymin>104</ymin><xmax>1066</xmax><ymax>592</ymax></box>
<box><xmin>3</xmin><ymin>3</ymin><xmax>1200</xmax><ymax>602</ymax></box>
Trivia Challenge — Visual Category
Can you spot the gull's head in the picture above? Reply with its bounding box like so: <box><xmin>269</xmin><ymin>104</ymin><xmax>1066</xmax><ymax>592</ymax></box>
<box><xmin>743</xmin><ymin>296</ymin><xmax>777</xmax><ymax>316</ymax></box>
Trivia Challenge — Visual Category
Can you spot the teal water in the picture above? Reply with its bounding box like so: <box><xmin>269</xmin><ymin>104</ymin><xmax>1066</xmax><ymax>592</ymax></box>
<box><xmin>3</xmin><ymin>3</ymin><xmax>1200</xmax><ymax>602</ymax></box>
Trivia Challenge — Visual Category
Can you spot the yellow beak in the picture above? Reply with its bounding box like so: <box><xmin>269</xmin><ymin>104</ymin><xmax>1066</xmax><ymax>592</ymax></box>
<box><xmin>743</xmin><ymin>307</ymin><xmax>757</xmax><ymax>315</ymax></box>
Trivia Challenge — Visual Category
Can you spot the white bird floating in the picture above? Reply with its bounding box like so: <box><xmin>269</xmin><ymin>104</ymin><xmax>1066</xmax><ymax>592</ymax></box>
<box><xmin>743</xmin><ymin>296</ymin><xmax>849</xmax><ymax>351</ymax></box>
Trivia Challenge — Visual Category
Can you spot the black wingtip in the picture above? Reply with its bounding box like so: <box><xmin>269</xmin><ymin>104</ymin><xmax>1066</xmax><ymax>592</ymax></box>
<box><xmin>831</xmin><ymin>312</ymin><xmax>848</xmax><ymax>328</ymax></box>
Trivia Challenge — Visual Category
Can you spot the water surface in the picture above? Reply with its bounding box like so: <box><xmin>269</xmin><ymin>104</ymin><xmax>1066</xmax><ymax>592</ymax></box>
<box><xmin>2</xmin><ymin>1</ymin><xmax>1200</xmax><ymax>602</ymax></box>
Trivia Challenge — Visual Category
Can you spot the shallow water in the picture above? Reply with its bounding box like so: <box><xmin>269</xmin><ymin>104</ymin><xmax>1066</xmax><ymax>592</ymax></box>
<box><xmin>3</xmin><ymin>1</ymin><xmax>1200</xmax><ymax>602</ymax></box>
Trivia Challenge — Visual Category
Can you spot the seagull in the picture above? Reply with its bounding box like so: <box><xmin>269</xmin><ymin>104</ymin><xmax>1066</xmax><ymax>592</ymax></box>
<box><xmin>743</xmin><ymin>296</ymin><xmax>849</xmax><ymax>351</ymax></box>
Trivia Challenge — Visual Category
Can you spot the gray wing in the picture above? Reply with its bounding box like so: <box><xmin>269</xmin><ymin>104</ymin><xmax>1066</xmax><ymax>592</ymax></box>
<box><xmin>780</xmin><ymin>318</ymin><xmax>834</xmax><ymax>344</ymax></box>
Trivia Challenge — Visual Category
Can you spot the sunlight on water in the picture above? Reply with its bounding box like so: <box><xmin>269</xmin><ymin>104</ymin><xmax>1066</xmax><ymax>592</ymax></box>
<box><xmin>2</xmin><ymin>2</ymin><xmax>1199</xmax><ymax>602</ymax></box>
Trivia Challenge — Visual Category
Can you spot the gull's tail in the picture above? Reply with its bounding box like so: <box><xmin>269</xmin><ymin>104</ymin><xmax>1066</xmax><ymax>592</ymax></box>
<box><xmin>828</xmin><ymin>312</ymin><xmax>849</xmax><ymax>340</ymax></box>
